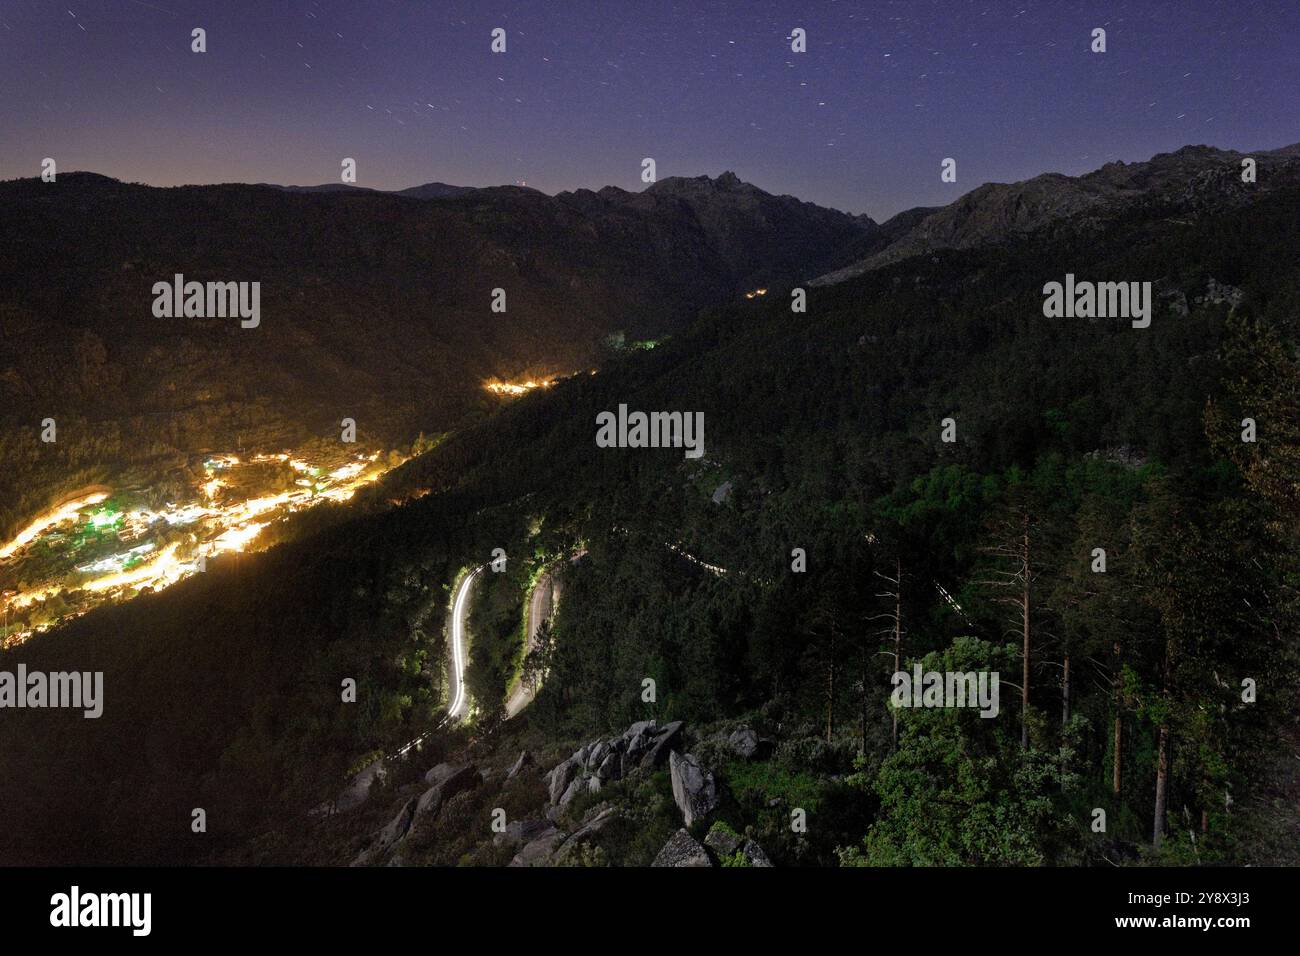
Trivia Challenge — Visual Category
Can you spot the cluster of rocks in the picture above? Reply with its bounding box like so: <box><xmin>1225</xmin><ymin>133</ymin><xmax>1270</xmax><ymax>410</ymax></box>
<box><xmin>665</xmin><ymin>726</ymin><xmax>767</xmax><ymax>826</ymax></box>
<box><xmin>503</xmin><ymin>804</ymin><xmax>622</xmax><ymax>867</ymax></box>
<box><xmin>350</xmin><ymin>762</ymin><xmax>479</xmax><ymax>866</ymax></box>
<box><xmin>504</xmin><ymin>720</ymin><xmax>684</xmax><ymax>866</ymax></box>
<box><xmin>652</xmin><ymin>825</ymin><xmax>772</xmax><ymax>867</ymax></box>
<box><xmin>653</xmin><ymin>725</ymin><xmax>773</xmax><ymax>866</ymax></box>
<box><xmin>352</xmin><ymin>719</ymin><xmax>776</xmax><ymax>867</ymax></box>
<box><xmin>1159</xmin><ymin>277</ymin><xmax>1244</xmax><ymax>319</ymax></box>
<box><xmin>545</xmin><ymin>719</ymin><xmax>683</xmax><ymax>811</ymax></box>
<box><xmin>1197</xmin><ymin>276</ymin><xmax>1244</xmax><ymax>310</ymax></box>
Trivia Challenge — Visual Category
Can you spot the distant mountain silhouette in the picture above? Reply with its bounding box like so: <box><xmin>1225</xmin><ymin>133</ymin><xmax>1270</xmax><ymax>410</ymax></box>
<box><xmin>0</xmin><ymin>170</ymin><xmax>874</xmax><ymax>528</ymax></box>
<box><xmin>394</xmin><ymin>182</ymin><xmax>479</xmax><ymax>199</ymax></box>
<box><xmin>257</xmin><ymin>181</ymin><xmax>481</xmax><ymax>199</ymax></box>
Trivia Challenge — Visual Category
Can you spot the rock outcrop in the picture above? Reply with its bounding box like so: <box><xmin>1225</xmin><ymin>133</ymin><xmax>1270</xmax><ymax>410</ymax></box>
<box><xmin>351</xmin><ymin>796</ymin><xmax>418</xmax><ymax>867</ymax></box>
<box><xmin>641</xmin><ymin>721</ymin><xmax>684</xmax><ymax>769</ymax></box>
<box><xmin>351</xmin><ymin>762</ymin><xmax>478</xmax><ymax>866</ymax></box>
<box><xmin>1198</xmin><ymin>277</ymin><xmax>1244</xmax><ymax>310</ymax></box>
<box><xmin>509</xmin><ymin>805</ymin><xmax>622</xmax><ymax>867</ymax></box>
<box><xmin>494</xmin><ymin>819</ymin><xmax>551</xmax><ymax>849</ymax></box>
<box><xmin>312</xmin><ymin>756</ymin><xmax>387</xmax><ymax>817</ymax></box>
<box><xmin>727</xmin><ymin>727</ymin><xmax>761</xmax><ymax>759</ymax></box>
<box><xmin>669</xmin><ymin>750</ymin><xmax>719</xmax><ymax>827</ymax></box>
<box><xmin>742</xmin><ymin>841</ymin><xmax>774</xmax><ymax>867</ymax></box>
<box><xmin>652</xmin><ymin>828</ymin><xmax>713</xmax><ymax>867</ymax></box>
<box><xmin>424</xmin><ymin>762</ymin><xmax>478</xmax><ymax>795</ymax></box>
<box><xmin>506</xmin><ymin>750</ymin><xmax>533</xmax><ymax>780</ymax></box>
<box><xmin>508</xmin><ymin>826</ymin><xmax>566</xmax><ymax>867</ymax></box>
<box><xmin>543</xmin><ymin>719</ymin><xmax>685</xmax><ymax>809</ymax></box>
<box><xmin>350</xmin><ymin>719</ymin><xmax>785</xmax><ymax>867</ymax></box>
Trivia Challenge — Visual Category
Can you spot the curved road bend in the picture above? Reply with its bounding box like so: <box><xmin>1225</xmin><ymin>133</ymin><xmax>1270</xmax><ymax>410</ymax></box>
<box><xmin>318</xmin><ymin>557</ymin><xmax>567</xmax><ymax>814</ymax></box>
<box><xmin>446</xmin><ymin>564</ymin><xmax>483</xmax><ymax>722</ymax></box>
<box><xmin>504</xmin><ymin>568</ymin><xmax>557</xmax><ymax>718</ymax></box>
<box><xmin>312</xmin><ymin>564</ymin><xmax>481</xmax><ymax>816</ymax></box>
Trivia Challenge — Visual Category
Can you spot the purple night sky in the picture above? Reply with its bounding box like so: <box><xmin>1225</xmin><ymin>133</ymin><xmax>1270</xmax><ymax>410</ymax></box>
<box><xmin>1</xmin><ymin>0</ymin><xmax>1296</xmax><ymax>218</ymax></box>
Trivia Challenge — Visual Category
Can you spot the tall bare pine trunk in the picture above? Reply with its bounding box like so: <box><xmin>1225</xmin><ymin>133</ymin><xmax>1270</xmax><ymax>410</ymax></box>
<box><xmin>1021</xmin><ymin>516</ymin><xmax>1031</xmax><ymax>750</ymax></box>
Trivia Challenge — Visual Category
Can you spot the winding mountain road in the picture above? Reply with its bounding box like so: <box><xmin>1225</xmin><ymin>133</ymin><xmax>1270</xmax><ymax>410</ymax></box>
<box><xmin>504</xmin><ymin>567</ymin><xmax>558</xmax><ymax>718</ymax></box>
<box><xmin>446</xmin><ymin>565</ymin><xmax>482</xmax><ymax>721</ymax></box>
<box><xmin>318</xmin><ymin>552</ymin><xmax>584</xmax><ymax>815</ymax></box>
<box><xmin>312</xmin><ymin>564</ymin><xmax>483</xmax><ymax>816</ymax></box>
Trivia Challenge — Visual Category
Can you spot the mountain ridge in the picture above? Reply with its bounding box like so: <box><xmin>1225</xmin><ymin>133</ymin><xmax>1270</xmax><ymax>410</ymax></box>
<box><xmin>812</xmin><ymin>140</ymin><xmax>1300</xmax><ymax>284</ymax></box>
<box><xmin>0</xmin><ymin>167</ymin><xmax>875</xmax><ymax>540</ymax></box>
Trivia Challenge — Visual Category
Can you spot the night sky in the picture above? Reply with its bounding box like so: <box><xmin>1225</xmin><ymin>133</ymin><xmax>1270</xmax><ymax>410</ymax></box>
<box><xmin>1</xmin><ymin>0</ymin><xmax>1296</xmax><ymax>218</ymax></box>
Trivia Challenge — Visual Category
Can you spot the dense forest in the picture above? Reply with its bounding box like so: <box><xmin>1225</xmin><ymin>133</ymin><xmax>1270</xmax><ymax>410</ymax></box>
<box><xmin>2</xmin><ymin>171</ymin><xmax>1297</xmax><ymax>866</ymax></box>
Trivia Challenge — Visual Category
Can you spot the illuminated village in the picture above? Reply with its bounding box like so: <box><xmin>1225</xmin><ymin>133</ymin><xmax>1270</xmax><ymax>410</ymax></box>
<box><xmin>0</xmin><ymin>449</ymin><xmax>395</xmax><ymax>648</ymax></box>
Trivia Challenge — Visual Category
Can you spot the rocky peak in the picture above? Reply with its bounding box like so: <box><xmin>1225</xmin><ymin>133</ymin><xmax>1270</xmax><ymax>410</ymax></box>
<box><xmin>645</xmin><ymin>170</ymin><xmax>761</xmax><ymax>199</ymax></box>
<box><xmin>813</xmin><ymin>140</ymin><xmax>1300</xmax><ymax>285</ymax></box>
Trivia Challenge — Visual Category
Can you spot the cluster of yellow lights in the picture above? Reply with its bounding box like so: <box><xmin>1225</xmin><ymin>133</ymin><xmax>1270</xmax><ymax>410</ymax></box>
<box><xmin>0</xmin><ymin>450</ymin><xmax>395</xmax><ymax>646</ymax></box>
<box><xmin>484</xmin><ymin>378</ymin><xmax>555</xmax><ymax>396</ymax></box>
<box><xmin>83</xmin><ymin>543</ymin><xmax>182</xmax><ymax>593</ymax></box>
<box><xmin>744</xmin><ymin>288</ymin><xmax>768</xmax><ymax>299</ymax></box>
<box><xmin>0</xmin><ymin>492</ymin><xmax>108</xmax><ymax>560</ymax></box>
<box><xmin>212</xmin><ymin>523</ymin><xmax>267</xmax><ymax>553</ymax></box>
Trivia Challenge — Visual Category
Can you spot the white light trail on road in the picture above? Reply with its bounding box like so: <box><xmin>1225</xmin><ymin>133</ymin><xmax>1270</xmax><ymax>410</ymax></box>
<box><xmin>447</xmin><ymin>565</ymin><xmax>483</xmax><ymax>721</ymax></box>
<box><xmin>665</xmin><ymin>541</ymin><xmax>728</xmax><ymax>576</ymax></box>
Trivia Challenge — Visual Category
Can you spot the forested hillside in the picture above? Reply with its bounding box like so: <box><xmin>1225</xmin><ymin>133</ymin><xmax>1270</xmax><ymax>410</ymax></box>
<box><xmin>0</xmin><ymin>170</ymin><xmax>873</xmax><ymax>541</ymax></box>
<box><xmin>2</xmin><ymin>168</ymin><xmax>1297</xmax><ymax>866</ymax></box>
